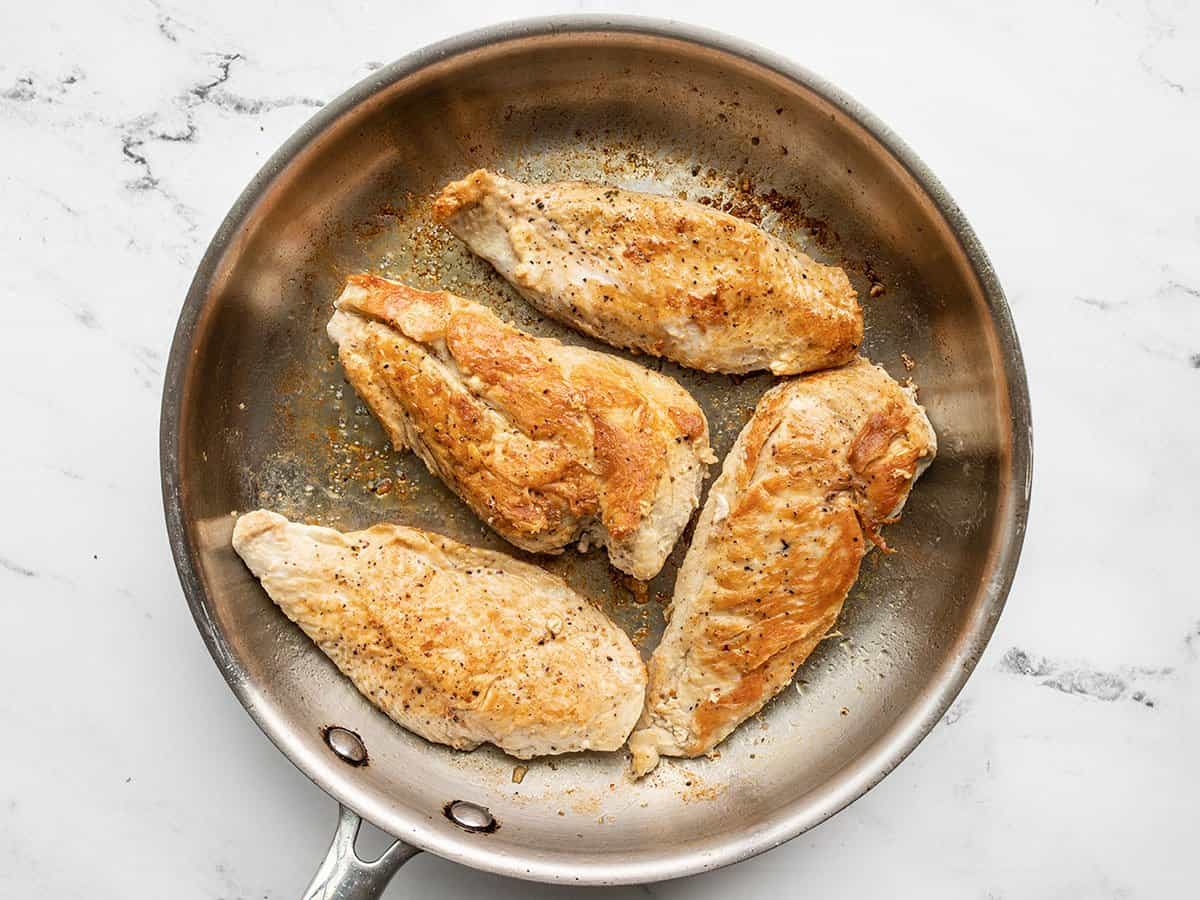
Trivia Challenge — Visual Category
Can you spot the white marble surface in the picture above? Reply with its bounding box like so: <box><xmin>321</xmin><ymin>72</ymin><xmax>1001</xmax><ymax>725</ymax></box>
<box><xmin>2</xmin><ymin>1</ymin><xmax>1197</xmax><ymax>897</ymax></box>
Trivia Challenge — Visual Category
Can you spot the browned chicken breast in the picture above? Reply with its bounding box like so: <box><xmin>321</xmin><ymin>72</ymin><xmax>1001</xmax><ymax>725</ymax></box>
<box><xmin>629</xmin><ymin>358</ymin><xmax>937</xmax><ymax>776</ymax></box>
<box><xmin>232</xmin><ymin>510</ymin><xmax>647</xmax><ymax>758</ymax></box>
<box><xmin>432</xmin><ymin>169</ymin><xmax>863</xmax><ymax>374</ymax></box>
<box><xmin>327</xmin><ymin>274</ymin><xmax>714</xmax><ymax>580</ymax></box>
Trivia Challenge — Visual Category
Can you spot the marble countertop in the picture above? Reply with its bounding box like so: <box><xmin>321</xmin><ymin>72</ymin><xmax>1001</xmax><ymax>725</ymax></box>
<box><xmin>3</xmin><ymin>1</ymin><xmax>1196</xmax><ymax>897</ymax></box>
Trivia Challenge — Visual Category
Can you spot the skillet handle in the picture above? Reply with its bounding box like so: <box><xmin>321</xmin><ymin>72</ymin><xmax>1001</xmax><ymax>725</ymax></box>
<box><xmin>302</xmin><ymin>804</ymin><xmax>421</xmax><ymax>900</ymax></box>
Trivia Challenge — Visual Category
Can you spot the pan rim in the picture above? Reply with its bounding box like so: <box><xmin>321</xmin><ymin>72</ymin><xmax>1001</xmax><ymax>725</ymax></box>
<box><xmin>160</xmin><ymin>13</ymin><xmax>1032</xmax><ymax>885</ymax></box>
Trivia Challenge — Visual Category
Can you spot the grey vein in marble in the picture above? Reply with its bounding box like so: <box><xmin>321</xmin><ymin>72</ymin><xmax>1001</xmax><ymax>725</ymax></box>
<box><xmin>1075</xmin><ymin>295</ymin><xmax>1120</xmax><ymax>311</ymax></box>
<box><xmin>1136</xmin><ymin>0</ymin><xmax>1190</xmax><ymax>94</ymax></box>
<box><xmin>48</xmin><ymin>295</ymin><xmax>162</xmax><ymax>389</ymax></box>
<box><xmin>1</xmin><ymin>76</ymin><xmax>36</xmax><ymax>102</ymax></box>
<box><xmin>942</xmin><ymin>698</ymin><xmax>971</xmax><ymax>726</ymax></box>
<box><xmin>1184</xmin><ymin>622</ymin><xmax>1200</xmax><ymax>659</ymax></box>
<box><xmin>1076</xmin><ymin>277</ymin><xmax>1200</xmax><ymax>366</ymax></box>
<box><xmin>187</xmin><ymin>50</ymin><xmax>323</xmax><ymax>116</ymax></box>
<box><xmin>116</xmin><ymin>48</ymin><xmax>322</xmax><ymax>224</ymax></box>
<box><xmin>1076</xmin><ymin>279</ymin><xmax>1200</xmax><ymax>312</ymax></box>
<box><xmin>148</xmin><ymin>0</ymin><xmax>187</xmax><ymax>44</ymax></box>
<box><xmin>999</xmin><ymin>647</ymin><xmax>1174</xmax><ymax>707</ymax></box>
<box><xmin>36</xmin><ymin>188</ymin><xmax>79</xmax><ymax>216</ymax></box>
<box><xmin>0</xmin><ymin>555</ymin><xmax>37</xmax><ymax>579</ymax></box>
<box><xmin>0</xmin><ymin>69</ymin><xmax>83</xmax><ymax>104</ymax></box>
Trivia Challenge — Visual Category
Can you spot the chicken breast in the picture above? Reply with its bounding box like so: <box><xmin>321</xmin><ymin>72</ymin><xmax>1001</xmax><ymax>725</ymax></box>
<box><xmin>629</xmin><ymin>358</ymin><xmax>937</xmax><ymax>776</ymax></box>
<box><xmin>232</xmin><ymin>510</ymin><xmax>647</xmax><ymax>758</ymax></box>
<box><xmin>432</xmin><ymin>169</ymin><xmax>863</xmax><ymax>374</ymax></box>
<box><xmin>327</xmin><ymin>274</ymin><xmax>714</xmax><ymax>581</ymax></box>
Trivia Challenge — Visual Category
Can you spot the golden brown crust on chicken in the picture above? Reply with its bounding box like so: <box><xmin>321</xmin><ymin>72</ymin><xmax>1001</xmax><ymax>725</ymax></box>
<box><xmin>629</xmin><ymin>358</ymin><xmax>936</xmax><ymax>775</ymax></box>
<box><xmin>232</xmin><ymin>510</ymin><xmax>647</xmax><ymax>758</ymax></box>
<box><xmin>433</xmin><ymin>169</ymin><xmax>863</xmax><ymax>374</ymax></box>
<box><xmin>327</xmin><ymin>274</ymin><xmax>713</xmax><ymax>580</ymax></box>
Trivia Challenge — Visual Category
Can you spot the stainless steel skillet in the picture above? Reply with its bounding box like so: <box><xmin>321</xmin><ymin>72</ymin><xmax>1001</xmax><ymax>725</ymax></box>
<box><xmin>160</xmin><ymin>16</ymin><xmax>1031</xmax><ymax>896</ymax></box>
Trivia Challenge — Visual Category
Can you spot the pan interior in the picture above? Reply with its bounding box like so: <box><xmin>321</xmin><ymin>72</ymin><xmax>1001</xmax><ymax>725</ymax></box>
<box><xmin>169</xmin><ymin>26</ymin><xmax>1023</xmax><ymax>883</ymax></box>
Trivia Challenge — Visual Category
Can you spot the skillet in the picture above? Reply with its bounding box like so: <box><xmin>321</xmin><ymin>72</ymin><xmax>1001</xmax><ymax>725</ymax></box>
<box><xmin>160</xmin><ymin>16</ymin><xmax>1032</xmax><ymax>896</ymax></box>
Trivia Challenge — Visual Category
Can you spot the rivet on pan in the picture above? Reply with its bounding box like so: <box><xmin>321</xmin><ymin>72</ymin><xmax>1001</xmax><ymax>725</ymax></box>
<box><xmin>443</xmin><ymin>800</ymin><xmax>498</xmax><ymax>833</ymax></box>
<box><xmin>323</xmin><ymin>726</ymin><xmax>368</xmax><ymax>766</ymax></box>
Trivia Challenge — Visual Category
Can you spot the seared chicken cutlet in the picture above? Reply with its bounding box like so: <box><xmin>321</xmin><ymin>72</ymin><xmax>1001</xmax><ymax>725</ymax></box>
<box><xmin>327</xmin><ymin>274</ymin><xmax>714</xmax><ymax>581</ymax></box>
<box><xmin>232</xmin><ymin>511</ymin><xmax>647</xmax><ymax>758</ymax></box>
<box><xmin>433</xmin><ymin>169</ymin><xmax>862</xmax><ymax>374</ymax></box>
<box><xmin>629</xmin><ymin>358</ymin><xmax>936</xmax><ymax>775</ymax></box>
